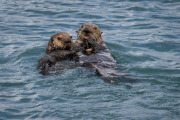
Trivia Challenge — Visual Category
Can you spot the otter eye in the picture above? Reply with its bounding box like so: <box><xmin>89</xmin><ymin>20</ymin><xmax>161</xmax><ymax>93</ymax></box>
<box><xmin>94</xmin><ymin>27</ymin><xmax>97</xmax><ymax>30</ymax></box>
<box><xmin>57</xmin><ymin>37</ymin><xmax>61</xmax><ymax>40</ymax></box>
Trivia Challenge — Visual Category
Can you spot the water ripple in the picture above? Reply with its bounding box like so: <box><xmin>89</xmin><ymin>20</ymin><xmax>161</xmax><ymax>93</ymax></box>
<box><xmin>0</xmin><ymin>0</ymin><xmax>180</xmax><ymax>119</ymax></box>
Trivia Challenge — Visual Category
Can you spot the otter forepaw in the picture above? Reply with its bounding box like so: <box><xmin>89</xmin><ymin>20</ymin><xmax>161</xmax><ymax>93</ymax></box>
<box><xmin>85</xmin><ymin>48</ymin><xmax>93</xmax><ymax>55</ymax></box>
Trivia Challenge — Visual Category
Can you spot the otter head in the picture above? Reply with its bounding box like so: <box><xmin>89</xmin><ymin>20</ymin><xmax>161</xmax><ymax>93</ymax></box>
<box><xmin>46</xmin><ymin>32</ymin><xmax>73</xmax><ymax>53</ymax></box>
<box><xmin>76</xmin><ymin>23</ymin><xmax>103</xmax><ymax>43</ymax></box>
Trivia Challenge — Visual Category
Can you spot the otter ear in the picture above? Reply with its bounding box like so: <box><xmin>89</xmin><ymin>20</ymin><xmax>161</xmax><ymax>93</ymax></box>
<box><xmin>70</xmin><ymin>36</ymin><xmax>72</xmax><ymax>39</ymax></box>
<box><xmin>101</xmin><ymin>32</ymin><xmax>103</xmax><ymax>34</ymax></box>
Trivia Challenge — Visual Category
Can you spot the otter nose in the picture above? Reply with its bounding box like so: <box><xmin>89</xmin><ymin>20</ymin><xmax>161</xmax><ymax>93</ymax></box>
<box><xmin>65</xmin><ymin>40</ymin><xmax>71</xmax><ymax>44</ymax></box>
<box><xmin>83</xmin><ymin>28</ymin><xmax>90</xmax><ymax>33</ymax></box>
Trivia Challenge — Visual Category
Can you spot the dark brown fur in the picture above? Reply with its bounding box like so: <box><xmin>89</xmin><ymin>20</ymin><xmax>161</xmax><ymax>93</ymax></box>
<box><xmin>37</xmin><ymin>32</ymin><xmax>77</xmax><ymax>75</ymax></box>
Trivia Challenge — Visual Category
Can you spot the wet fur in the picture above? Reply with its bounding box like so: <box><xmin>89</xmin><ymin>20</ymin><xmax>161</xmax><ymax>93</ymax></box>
<box><xmin>46</xmin><ymin>32</ymin><xmax>73</xmax><ymax>53</ymax></box>
<box><xmin>75</xmin><ymin>23</ymin><xmax>136</xmax><ymax>83</ymax></box>
<box><xmin>74</xmin><ymin>23</ymin><xmax>103</xmax><ymax>53</ymax></box>
<box><xmin>37</xmin><ymin>32</ymin><xmax>77</xmax><ymax>74</ymax></box>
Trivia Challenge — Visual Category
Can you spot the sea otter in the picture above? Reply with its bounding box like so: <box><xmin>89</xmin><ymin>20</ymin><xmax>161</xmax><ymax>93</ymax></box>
<box><xmin>37</xmin><ymin>32</ymin><xmax>78</xmax><ymax>74</ymax></box>
<box><xmin>74</xmin><ymin>23</ymin><xmax>134</xmax><ymax>83</ymax></box>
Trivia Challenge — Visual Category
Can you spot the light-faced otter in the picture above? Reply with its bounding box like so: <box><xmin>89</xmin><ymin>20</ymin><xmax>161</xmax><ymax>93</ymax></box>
<box><xmin>75</xmin><ymin>23</ymin><xmax>135</xmax><ymax>83</ymax></box>
<box><xmin>74</xmin><ymin>23</ymin><xmax>103</xmax><ymax>54</ymax></box>
<box><xmin>37</xmin><ymin>32</ymin><xmax>78</xmax><ymax>74</ymax></box>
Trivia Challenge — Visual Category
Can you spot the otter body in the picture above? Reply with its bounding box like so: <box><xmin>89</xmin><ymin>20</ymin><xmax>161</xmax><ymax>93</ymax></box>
<box><xmin>77</xmin><ymin>40</ymin><xmax>126</xmax><ymax>82</ymax></box>
<box><xmin>75</xmin><ymin>23</ymin><xmax>132</xmax><ymax>82</ymax></box>
<box><xmin>37</xmin><ymin>50</ymin><xmax>77</xmax><ymax>74</ymax></box>
<box><xmin>78</xmin><ymin>42</ymin><xmax>118</xmax><ymax>74</ymax></box>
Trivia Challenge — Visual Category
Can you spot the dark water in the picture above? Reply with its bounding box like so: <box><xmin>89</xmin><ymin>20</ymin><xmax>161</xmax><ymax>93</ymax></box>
<box><xmin>0</xmin><ymin>0</ymin><xmax>180</xmax><ymax>119</ymax></box>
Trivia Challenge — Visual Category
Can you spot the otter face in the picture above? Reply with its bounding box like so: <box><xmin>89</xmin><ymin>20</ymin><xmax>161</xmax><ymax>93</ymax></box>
<box><xmin>77</xmin><ymin>23</ymin><xmax>103</xmax><ymax>43</ymax></box>
<box><xmin>46</xmin><ymin>32</ymin><xmax>73</xmax><ymax>53</ymax></box>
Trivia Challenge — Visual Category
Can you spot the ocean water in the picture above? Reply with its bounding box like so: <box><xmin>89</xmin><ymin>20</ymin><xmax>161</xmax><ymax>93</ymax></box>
<box><xmin>0</xmin><ymin>0</ymin><xmax>180</xmax><ymax>119</ymax></box>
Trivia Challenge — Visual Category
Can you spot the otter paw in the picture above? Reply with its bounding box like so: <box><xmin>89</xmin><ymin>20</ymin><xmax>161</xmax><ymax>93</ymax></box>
<box><xmin>85</xmin><ymin>48</ymin><xmax>93</xmax><ymax>55</ymax></box>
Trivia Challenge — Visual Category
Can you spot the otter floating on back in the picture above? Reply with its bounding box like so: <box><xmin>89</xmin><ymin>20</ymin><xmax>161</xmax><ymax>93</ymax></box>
<box><xmin>37</xmin><ymin>32</ymin><xmax>78</xmax><ymax>75</ymax></box>
<box><xmin>74</xmin><ymin>23</ymin><xmax>136</xmax><ymax>83</ymax></box>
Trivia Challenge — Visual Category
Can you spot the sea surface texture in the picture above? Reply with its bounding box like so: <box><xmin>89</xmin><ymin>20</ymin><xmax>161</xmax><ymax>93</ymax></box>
<box><xmin>0</xmin><ymin>0</ymin><xmax>180</xmax><ymax>119</ymax></box>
